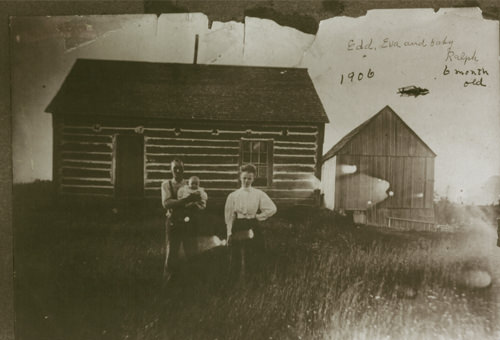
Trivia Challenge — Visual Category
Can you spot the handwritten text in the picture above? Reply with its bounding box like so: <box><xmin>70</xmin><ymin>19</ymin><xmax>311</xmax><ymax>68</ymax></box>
<box><xmin>346</xmin><ymin>36</ymin><xmax>453</xmax><ymax>52</ymax></box>
<box><xmin>443</xmin><ymin>65</ymin><xmax>488</xmax><ymax>87</ymax></box>
<box><xmin>340</xmin><ymin>69</ymin><xmax>375</xmax><ymax>85</ymax></box>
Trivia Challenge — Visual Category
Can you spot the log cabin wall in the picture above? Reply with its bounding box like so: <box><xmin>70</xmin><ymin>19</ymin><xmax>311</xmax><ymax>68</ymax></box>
<box><xmin>47</xmin><ymin>59</ymin><xmax>329</xmax><ymax>206</ymax></box>
<box><xmin>56</xmin><ymin>117</ymin><xmax>322</xmax><ymax>206</ymax></box>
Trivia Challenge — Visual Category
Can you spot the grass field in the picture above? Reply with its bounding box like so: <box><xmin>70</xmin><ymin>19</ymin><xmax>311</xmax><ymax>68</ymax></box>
<box><xmin>13</xmin><ymin>182</ymin><xmax>499</xmax><ymax>340</ymax></box>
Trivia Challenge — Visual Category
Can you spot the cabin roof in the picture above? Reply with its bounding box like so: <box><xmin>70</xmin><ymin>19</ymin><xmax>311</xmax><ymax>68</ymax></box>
<box><xmin>322</xmin><ymin>105</ymin><xmax>436</xmax><ymax>162</ymax></box>
<box><xmin>46</xmin><ymin>59</ymin><xmax>329</xmax><ymax>123</ymax></box>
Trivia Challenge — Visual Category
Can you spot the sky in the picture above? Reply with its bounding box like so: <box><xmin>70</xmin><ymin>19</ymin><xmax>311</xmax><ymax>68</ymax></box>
<box><xmin>10</xmin><ymin>9</ymin><xmax>500</xmax><ymax>204</ymax></box>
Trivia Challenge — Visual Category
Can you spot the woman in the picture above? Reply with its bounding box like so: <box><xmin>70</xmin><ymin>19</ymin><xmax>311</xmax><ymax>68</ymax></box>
<box><xmin>224</xmin><ymin>163</ymin><xmax>277</xmax><ymax>276</ymax></box>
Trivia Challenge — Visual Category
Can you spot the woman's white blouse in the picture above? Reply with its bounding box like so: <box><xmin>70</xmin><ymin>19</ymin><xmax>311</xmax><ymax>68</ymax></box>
<box><xmin>224</xmin><ymin>187</ymin><xmax>277</xmax><ymax>237</ymax></box>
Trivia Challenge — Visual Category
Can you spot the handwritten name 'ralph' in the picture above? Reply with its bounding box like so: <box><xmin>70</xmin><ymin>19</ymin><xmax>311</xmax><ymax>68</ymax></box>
<box><xmin>445</xmin><ymin>48</ymin><xmax>478</xmax><ymax>65</ymax></box>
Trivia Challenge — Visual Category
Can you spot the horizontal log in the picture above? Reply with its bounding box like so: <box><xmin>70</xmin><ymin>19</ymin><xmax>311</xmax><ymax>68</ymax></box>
<box><xmin>147</xmin><ymin>138</ymin><xmax>317</xmax><ymax>149</ymax></box>
<box><xmin>146</xmin><ymin>171</ymin><xmax>238</xmax><ymax>180</ymax></box>
<box><xmin>237</xmin><ymin>126</ymin><xmax>317</xmax><ymax>133</ymax></box>
<box><xmin>62</xmin><ymin>160</ymin><xmax>112</xmax><ymax>169</ymax></box>
<box><xmin>61</xmin><ymin>143</ymin><xmax>112</xmax><ymax>153</ymax></box>
<box><xmin>64</xmin><ymin>121</ymin><xmax>145</xmax><ymax>128</ymax></box>
<box><xmin>146</xmin><ymin>138</ymin><xmax>239</xmax><ymax>147</ymax></box>
<box><xmin>63</xmin><ymin>128</ymin><xmax>317</xmax><ymax>143</ymax></box>
<box><xmin>61</xmin><ymin>185</ymin><xmax>114</xmax><ymax>195</ymax></box>
<box><xmin>287</xmin><ymin>131</ymin><xmax>318</xmax><ymax>136</ymax></box>
<box><xmin>64</xmin><ymin>122</ymin><xmax>318</xmax><ymax>133</ymax></box>
<box><xmin>62</xmin><ymin>127</ymin><xmax>134</xmax><ymax>135</ymax></box>
<box><xmin>146</xmin><ymin>154</ymin><xmax>239</xmax><ymax>164</ymax></box>
<box><xmin>271</xmin><ymin>180</ymin><xmax>317</xmax><ymax>190</ymax></box>
<box><xmin>273</xmin><ymin>172</ymin><xmax>317</xmax><ymax>180</ymax></box>
<box><xmin>62</xmin><ymin>178</ymin><xmax>113</xmax><ymax>186</ymax></box>
<box><xmin>62</xmin><ymin>152</ymin><xmax>112</xmax><ymax>162</ymax></box>
<box><xmin>272</xmin><ymin>197</ymin><xmax>316</xmax><ymax>203</ymax></box>
<box><xmin>146</xmin><ymin>146</ymin><xmax>239</xmax><ymax>155</ymax></box>
<box><xmin>274</xmin><ymin>141</ymin><xmax>317</xmax><ymax>147</ymax></box>
<box><xmin>60</xmin><ymin>192</ymin><xmax>113</xmax><ymax>198</ymax></box>
<box><xmin>202</xmin><ymin>125</ymin><xmax>317</xmax><ymax>133</ymax></box>
<box><xmin>275</xmin><ymin>144</ymin><xmax>316</xmax><ymax>150</ymax></box>
<box><xmin>62</xmin><ymin>168</ymin><xmax>112</xmax><ymax>179</ymax></box>
<box><xmin>273</xmin><ymin>164</ymin><xmax>316</xmax><ymax>172</ymax></box>
<box><xmin>143</xmin><ymin>196</ymin><xmax>316</xmax><ymax>207</ymax></box>
<box><xmin>144</xmin><ymin>187</ymin><xmax>316</xmax><ymax>199</ymax></box>
<box><xmin>274</xmin><ymin>155</ymin><xmax>316</xmax><ymax>164</ymax></box>
<box><xmin>145</xmin><ymin>177</ymin><xmax>240</xmax><ymax>184</ymax></box>
<box><xmin>145</xmin><ymin>126</ymin><xmax>317</xmax><ymax>134</ymax></box>
<box><xmin>63</xmin><ymin>118</ymin><xmax>317</xmax><ymax>130</ymax></box>
<box><xmin>193</xmin><ymin>195</ymin><xmax>316</xmax><ymax>202</ymax></box>
<box><xmin>62</xmin><ymin>134</ymin><xmax>112</xmax><ymax>143</ymax></box>
<box><xmin>145</xmin><ymin>130</ymin><xmax>317</xmax><ymax>143</ymax></box>
<box><xmin>145</xmin><ymin>180</ymin><xmax>240</xmax><ymax>189</ymax></box>
<box><xmin>273</xmin><ymin>148</ymin><xmax>316</xmax><ymax>156</ymax></box>
<box><xmin>146</xmin><ymin>164</ymin><xmax>239</xmax><ymax>172</ymax></box>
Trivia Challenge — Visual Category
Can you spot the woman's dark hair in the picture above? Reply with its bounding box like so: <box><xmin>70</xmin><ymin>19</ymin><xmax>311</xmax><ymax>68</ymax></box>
<box><xmin>171</xmin><ymin>158</ymin><xmax>184</xmax><ymax>167</ymax></box>
<box><xmin>239</xmin><ymin>163</ymin><xmax>257</xmax><ymax>174</ymax></box>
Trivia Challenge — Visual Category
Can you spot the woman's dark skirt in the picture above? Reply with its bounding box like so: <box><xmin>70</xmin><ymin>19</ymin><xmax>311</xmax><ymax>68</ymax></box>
<box><xmin>229</xmin><ymin>218</ymin><xmax>265</xmax><ymax>277</ymax></box>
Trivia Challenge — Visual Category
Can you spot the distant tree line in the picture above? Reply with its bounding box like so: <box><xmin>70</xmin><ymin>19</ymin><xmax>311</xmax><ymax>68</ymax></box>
<box><xmin>434</xmin><ymin>194</ymin><xmax>499</xmax><ymax>227</ymax></box>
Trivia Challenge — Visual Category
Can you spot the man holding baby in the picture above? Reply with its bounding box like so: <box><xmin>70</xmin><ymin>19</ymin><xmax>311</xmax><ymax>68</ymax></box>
<box><xmin>161</xmin><ymin>159</ymin><xmax>207</xmax><ymax>281</ymax></box>
<box><xmin>162</xmin><ymin>160</ymin><xmax>277</xmax><ymax>281</ymax></box>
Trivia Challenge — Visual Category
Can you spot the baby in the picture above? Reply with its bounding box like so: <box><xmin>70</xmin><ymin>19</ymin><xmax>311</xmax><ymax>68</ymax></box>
<box><xmin>177</xmin><ymin>176</ymin><xmax>208</xmax><ymax>212</ymax></box>
<box><xmin>172</xmin><ymin>176</ymin><xmax>208</xmax><ymax>256</ymax></box>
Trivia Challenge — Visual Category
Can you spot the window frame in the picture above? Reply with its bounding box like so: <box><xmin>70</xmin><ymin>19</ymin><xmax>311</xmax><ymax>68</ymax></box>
<box><xmin>239</xmin><ymin>138</ymin><xmax>274</xmax><ymax>187</ymax></box>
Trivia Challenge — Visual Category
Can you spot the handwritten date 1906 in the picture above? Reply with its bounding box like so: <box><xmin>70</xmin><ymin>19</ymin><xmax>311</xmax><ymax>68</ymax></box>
<box><xmin>340</xmin><ymin>69</ymin><xmax>375</xmax><ymax>85</ymax></box>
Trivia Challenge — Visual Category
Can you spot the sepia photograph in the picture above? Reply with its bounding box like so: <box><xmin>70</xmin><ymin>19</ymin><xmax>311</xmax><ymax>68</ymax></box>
<box><xmin>7</xmin><ymin>1</ymin><xmax>500</xmax><ymax>339</ymax></box>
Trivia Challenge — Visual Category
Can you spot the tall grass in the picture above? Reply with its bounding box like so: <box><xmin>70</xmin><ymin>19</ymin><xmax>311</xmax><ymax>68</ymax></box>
<box><xmin>13</xmin><ymin>185</ymin><xmax>498</xmax><ymax>340</ymax></box>
<box><xmin>152</xmin><ymin>212</ymin><xmax>496</xmax><ymax>340</ymax></box>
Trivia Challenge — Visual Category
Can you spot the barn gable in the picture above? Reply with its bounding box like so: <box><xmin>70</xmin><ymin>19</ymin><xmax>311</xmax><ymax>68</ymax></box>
<box><xmin>323</xmin><ymin>105</ymin><xmax>435</xmax><ymax>161</ymax></box>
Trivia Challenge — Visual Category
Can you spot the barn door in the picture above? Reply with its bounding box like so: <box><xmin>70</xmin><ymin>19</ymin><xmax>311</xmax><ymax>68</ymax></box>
<box><xmin>114</xmin><ymin>134</ymin><xmax>144</xmax><ymax>198</ymax></box>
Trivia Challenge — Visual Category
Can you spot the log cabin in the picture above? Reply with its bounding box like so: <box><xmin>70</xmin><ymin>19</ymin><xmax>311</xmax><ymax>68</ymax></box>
<box><xmin>321</xmin><ymin>106</ymin><xmax>436</xmax><ymax>230</ymax></box>
<box><xmin>45</xmin><ymin>59</ymin><xmax>328</xmax><ymax>207</ymax></box>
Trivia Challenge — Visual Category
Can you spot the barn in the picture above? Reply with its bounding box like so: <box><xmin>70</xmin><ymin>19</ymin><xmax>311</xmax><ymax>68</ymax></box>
<box><xmin>321</xmin><ymin>106</ymin><xmax>436</xmax><ymax>230</ymax></box>
<box><xmin>45</xmin><ymin>59</ymin><xmax>328</xmax><ymax>207</ymax></box>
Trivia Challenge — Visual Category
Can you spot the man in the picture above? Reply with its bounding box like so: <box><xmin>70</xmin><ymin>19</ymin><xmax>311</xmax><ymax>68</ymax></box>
<box><xmin>161</xmin><ymin>159</ymin><xmax>201</xmax><ymax>281</ymax></box>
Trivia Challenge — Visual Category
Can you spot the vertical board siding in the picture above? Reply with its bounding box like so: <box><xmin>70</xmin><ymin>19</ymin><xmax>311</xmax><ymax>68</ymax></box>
<box><xmin>321</xmin><ymin>156</ymin><xmax>336</xmax><ymax>210</ymax></box>
<box><xmin>58</xmin><ymin>120</ymin><xmax>320</xmax><ymax>204</ymax></box>
<box><xmin>403</xmin><ymin>158</ymin><xmax>413</xmax><ymax>208</ymax></box>
<box><xmin>392</xmin><ymin>157</ymin><xmax>404</xmax><ymax>208</ymax></box>
<box><xmin>334</xmin><ymin>156</ymin><xmax>435</xmax><ymax>208</ymax></box>
<box><xmin>424</xmin><ymin>157</ymin><xmax>435</xmax><ymax>208</ymax></box>
<box><xmin>327</xmin><ymin>107</ymin><xmax>436</xmax><ymax>228</ymax></box>
<box><xmin>334</xmin><ymin>154</ymin><xmax>436</xmax><ymax>227</ymax></box>
<box><xmin>359</xmin><ymin>156</ymin><xmax>370</xmax><ymax>209</ymax></box>
<box><xmin>341</xmin><ymin>108</ymin><xmax>434</xmax><ymax>158</ymax></box>
<box><xmin>53</xmin><ymin>117</ymin><xmax>62</xmax><ymax>195</ymax></box>
<box><xmin>411</xmin><ymin>158</ymin><xmax>425</xmax><ymax>208</ymax></box>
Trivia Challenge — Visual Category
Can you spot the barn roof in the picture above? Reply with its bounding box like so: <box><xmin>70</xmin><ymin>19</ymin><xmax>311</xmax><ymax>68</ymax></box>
<box><xmin>322</xmin><ymin>105</ymin><xmax>436</xmax><ymax>162</ymax></box>
<box><xmin>46</xmin><ymin>59</ymin><xmax>328</xmax><ymax>123</ymax></box>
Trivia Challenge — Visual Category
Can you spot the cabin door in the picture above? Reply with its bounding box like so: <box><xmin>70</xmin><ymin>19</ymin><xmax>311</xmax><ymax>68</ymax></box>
<box><xmin>114</xmin><ymin>134</ymin><xmax>144</xmax><ymax>198</ymax></box>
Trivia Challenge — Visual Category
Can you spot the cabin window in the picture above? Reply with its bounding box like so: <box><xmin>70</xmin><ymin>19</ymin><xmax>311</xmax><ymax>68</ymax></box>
<box><xmin>240</xmin><ymin>139</ymin><xmax>273</xmax><ymax>187</ymax></box>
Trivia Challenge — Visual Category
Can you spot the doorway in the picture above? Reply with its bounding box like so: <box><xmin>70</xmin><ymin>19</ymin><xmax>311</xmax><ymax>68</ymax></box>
<box><xmin>114</xmin><ymin>134</ymin><xmax>144</xmax><ymax>198</ymax></box>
